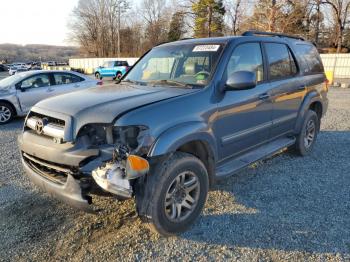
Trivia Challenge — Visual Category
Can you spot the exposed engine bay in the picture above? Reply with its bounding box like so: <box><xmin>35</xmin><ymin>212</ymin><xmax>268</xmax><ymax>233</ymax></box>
<box><xmin>77</xmin><ymin>125</ymin><xmax>152</xmax><ymax>199</ymax></box>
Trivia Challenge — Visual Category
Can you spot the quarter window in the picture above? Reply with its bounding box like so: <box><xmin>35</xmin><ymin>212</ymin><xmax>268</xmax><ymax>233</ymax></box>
<box><xmin>226</xmin><ymin>43</ymin><xmax>264</xmax><ymax>83</ymax></box>
<box><xmin>265</xmin><ymin>43</ymin><xmax>297</xmax><ymax>80</ymax></box>
<box><xmin>53</xmin><ymin>73</ymin><xmax>83</xmax><ymax>85</ymax></box>
<box><xmin>294</xmin><ymin>44</ymin><xmax>324</xmax><ymax>74</ymax></box>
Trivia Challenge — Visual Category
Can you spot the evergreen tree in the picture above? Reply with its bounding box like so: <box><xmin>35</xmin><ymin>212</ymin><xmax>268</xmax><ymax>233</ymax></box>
<box><xmin>168</xmin><ymin>11</ymin><xmax>185</xmax><ymax>41</ymax></box>
<box><xmin>192</xmin><ymin>0</ymin><xmax>225</xmax><ymax>38</ymax></box>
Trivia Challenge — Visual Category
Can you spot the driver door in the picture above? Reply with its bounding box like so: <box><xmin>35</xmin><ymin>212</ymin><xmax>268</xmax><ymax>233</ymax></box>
<box><xmin>213</xmin><ymin>42</ymin><xmax>274</xmax><ymax>161</ymax></box>
<box><xmin>16</xmin><ymin>73</ymin><xmax>54</xmax><ymax>112</ymax></box>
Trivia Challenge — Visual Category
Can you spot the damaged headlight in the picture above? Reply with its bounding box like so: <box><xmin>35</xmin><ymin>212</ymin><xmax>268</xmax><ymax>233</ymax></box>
<box><xmin>77</xmin><ymin>124</ymin><xmax>154</xmax><ymax>155</ymax></box>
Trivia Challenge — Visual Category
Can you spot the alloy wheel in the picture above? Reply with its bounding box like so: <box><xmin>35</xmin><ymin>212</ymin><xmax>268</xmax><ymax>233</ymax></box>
<box><xmin>304</xmin><ymin>119</ymin><xmax>316</xmax><ymax>148</ymax></box>
<box><xmin>0</xmin><ymin>106</ymin><xmax>11</xmax><ymax>123</ymax></box>
<box><xmin>164</xmin><ymin>171</ymin><xmax>200</xmax><ymax>222</ymax></box>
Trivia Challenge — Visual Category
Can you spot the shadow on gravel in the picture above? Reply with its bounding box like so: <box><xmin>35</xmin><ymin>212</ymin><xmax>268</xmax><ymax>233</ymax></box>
<box><xmin>183</xmin><ymin>131</ymin><xmax>350</xmax><ymax>255</ymax></box>
<box><xmin>0</xmin><ymin>117</ymin><xmax>24</xmax><ymax>131</ymax></box>
<box><xmin>0</xmin><ymin>191</ymin><xmax>70</xmax><ymax>253</ymax></box>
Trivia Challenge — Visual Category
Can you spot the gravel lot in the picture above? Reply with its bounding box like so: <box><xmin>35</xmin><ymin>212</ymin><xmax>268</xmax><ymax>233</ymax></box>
<box><xmin>0</xmin><ymin>85</ymin><xmax>349</xmax><ymax>261</ymax></box>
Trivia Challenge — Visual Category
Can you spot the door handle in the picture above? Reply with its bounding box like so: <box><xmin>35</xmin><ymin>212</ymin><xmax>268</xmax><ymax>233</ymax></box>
<box><xmin>298</xmin><ymin>85</ymin><xmax>306</xmax><ymax>91</ymax></box>
<box><xmin>258</xmin><ymin>93</ymin><xmax>270</xmax><ymax>100</ymax></box>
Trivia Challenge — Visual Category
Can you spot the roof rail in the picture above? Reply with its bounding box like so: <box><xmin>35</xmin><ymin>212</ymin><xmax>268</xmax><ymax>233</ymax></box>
<box><xmin>242</xmin><ymin>31</ymin><xmax>305</xmax><ymax>41</ymax></box>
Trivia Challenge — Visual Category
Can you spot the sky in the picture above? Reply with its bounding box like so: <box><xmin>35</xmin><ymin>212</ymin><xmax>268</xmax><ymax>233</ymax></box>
<box><xmin>0</xmin><ymin>0</ymin><xmax>79</xmax><ymax>46</ymax></box>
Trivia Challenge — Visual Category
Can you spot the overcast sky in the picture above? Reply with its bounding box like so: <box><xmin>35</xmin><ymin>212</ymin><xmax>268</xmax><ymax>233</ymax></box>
<box><xmin>0</xmin><ymin>0</ymin><xmax>79</xmax><ymax>46</ymax></box>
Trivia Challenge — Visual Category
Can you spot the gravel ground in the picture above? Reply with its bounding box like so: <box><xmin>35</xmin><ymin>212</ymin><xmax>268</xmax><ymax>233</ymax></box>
<box><xmin>0</xmin><ymin>88</ymin><xmax>350</xmax><ymax>261</ymax></box>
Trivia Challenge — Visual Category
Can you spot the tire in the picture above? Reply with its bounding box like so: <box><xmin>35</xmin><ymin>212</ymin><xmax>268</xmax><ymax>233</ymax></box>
<box><xmin>113</xmin><ymin>72</ymin><xmax>123</xmax><ymax>81</ymax></box>
<box><xmin>137</xmin><ymin>152</ymin><xmax>209</xmax><ymax>236</ymax></box>
<box><xmin>293</xmin><ymin>110</ymin><xmax>319</xmax><ymax>156</ymax></box>
<box><xmin>0</xmin><ymin>102</ymin><xmax>14</xmax><ymax>125</ymax></box>
<box><xmin>95</xmin><ymin>72</ymin><xmax>102</xmax><ymax>80</ymax></box>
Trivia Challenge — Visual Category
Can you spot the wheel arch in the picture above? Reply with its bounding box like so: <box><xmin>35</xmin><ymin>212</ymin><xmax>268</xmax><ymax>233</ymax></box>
<box><xmin>148</xmin><ymin>122</ymin><xmax>218</xmax><ymax>186</ymax></box>
<box><xmin>0</xmin><ymin>99</ymin><xmax>17</xmax><ymax>116</ymax></box>
<box><xmin>294</xmin><ymin>91</ymin><xmax>323</xmax><ymax>133</ymax></box>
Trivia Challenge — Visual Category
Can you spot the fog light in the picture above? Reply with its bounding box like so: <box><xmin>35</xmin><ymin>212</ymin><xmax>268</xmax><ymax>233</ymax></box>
<box><xmin>126</xmin><ymin>155</ymin><xmax>149</xmax><ymax>179</ymax></box>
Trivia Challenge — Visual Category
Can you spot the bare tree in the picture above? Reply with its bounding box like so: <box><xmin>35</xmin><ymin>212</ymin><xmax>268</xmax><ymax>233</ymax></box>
<box><xmin>225</xmin><ymin>0</ymin><xmax>244</xmax><ymax>35</ymax></box>
<box><xmin>322</xmin><ymin>0</ymin><xmax>350</xmax><ymax>52</ymax></box>
<box><xmin>141</xmin><ymin>0</ymin><xmax>169</xmax><ymax>48</ymax></box>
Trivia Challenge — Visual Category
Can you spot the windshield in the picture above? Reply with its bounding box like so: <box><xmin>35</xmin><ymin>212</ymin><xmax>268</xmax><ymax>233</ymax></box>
<box><xmin>125</xmin><ymin>43</ymin><xmax>224</xmax><ymax>87</ymax></box>
<box><xmin>0</xmin><ymin>74</ymin><xmax>22</xmax><ymax>89</ymax></box>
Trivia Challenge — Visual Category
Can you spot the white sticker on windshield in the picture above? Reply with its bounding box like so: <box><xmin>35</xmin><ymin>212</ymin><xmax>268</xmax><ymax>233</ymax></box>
<box><xmin>193</xmin><ymin>45</ymin><xmax>220</xmax><ymax>52</ymax></box>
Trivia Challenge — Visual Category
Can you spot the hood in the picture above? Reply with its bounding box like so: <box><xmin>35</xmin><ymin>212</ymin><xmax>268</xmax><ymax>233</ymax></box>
<box><xmin>33</xmin><ymin>83</ymin><xmax>198</xmax><ymax>135</ymax></box>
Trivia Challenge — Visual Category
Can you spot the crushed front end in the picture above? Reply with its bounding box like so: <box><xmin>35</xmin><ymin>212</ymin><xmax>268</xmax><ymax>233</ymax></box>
<box><xmin>19</xmin><ymin>110</ymin><xmax>153</xmax><ymax>211</ymax></box>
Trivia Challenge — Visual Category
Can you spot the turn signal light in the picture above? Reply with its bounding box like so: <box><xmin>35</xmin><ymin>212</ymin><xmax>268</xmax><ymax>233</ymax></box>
<box><xmin>126</xmin><ymin>155</ymin><xmax>149</xmax><ymax>179</ymax></box>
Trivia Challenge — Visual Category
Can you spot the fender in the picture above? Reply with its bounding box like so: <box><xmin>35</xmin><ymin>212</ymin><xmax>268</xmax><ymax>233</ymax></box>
<box><xmin>294</xmin><ymin>90</ymin><xmax>322</xmax><ymax>133</ymax></box>
<box><xmin>148</xmin><ymin>121</ymin><xmax>218</xmax><ymax>162</ymax></box>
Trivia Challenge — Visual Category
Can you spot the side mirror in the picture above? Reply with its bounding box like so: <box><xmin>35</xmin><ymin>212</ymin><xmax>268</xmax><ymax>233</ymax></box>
<box><xmin>225</xmin><ymin>71</ymin><xmax>256</xmax><ymax>91</ymax></box>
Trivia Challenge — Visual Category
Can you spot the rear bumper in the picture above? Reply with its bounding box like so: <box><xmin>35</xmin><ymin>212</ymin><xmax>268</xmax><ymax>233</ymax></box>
<box><xmin>21</xmin><ymin>156</ymin><xmax>93</xmax><ymax>212</ymax></box>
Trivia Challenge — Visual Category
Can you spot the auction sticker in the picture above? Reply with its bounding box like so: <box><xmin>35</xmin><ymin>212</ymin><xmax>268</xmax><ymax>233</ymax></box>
<box><xmin>193</xmin><ymin>45</ymin><xmax>220</xmax><ymax>52</ymax></box>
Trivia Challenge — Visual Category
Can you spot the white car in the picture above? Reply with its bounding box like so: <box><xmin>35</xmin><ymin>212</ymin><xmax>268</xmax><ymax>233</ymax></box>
<box><xmin>9</xmin><ymin>65</ymin><xmax>27</xmax><ymax>75</ymax></box>
<box><xmin>0</xmin><ymin>70</ymin><xmax>101</xmax><ymax>124</ymax></box>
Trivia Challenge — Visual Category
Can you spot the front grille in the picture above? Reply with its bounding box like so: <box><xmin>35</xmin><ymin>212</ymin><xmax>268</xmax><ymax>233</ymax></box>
<box><xmin>26</xmin><ymin>112</ymin><xmax>65</xmax><ymax>140</ymax></box>
<box><xmin>23</xmin><ymin>153</ymin><xmax>75</xmax><ymax>185</ymax></box>
<box><xmin>29</xmin><ymin>112</ymin><xmax>65</xmax><ymax>126</ymax></box>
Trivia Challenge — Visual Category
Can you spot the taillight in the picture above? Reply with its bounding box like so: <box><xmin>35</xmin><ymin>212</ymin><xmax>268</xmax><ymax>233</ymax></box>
<box><xmin>97</xmin><ymin>81</ymin><xmax>103</xmax><ymax>86</ymax></box>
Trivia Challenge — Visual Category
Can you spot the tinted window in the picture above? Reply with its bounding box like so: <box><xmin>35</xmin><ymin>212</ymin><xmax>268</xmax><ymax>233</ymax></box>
<box><xmin>265</xmin><ymin>43</ymin><xmax>297</xmax><ymax>80</ymax></box>
<box><xmin>54</xmin><ymin>73</ymin><xmax>83</xmax><ymax>85</ymax></box>
<box><xmin>294</xmin><ymin>44</ymin><xmax>324</xmax><ymax>74</ymax></box>
<box><xmin>226</xmin><ymin>43</ymin><xmax>264</xmax><ymax>83</ymax></box>
<box><xmin>20</xmin><ymin>74</ymin><xmax>51</xmax><ymax>89</ymax></box>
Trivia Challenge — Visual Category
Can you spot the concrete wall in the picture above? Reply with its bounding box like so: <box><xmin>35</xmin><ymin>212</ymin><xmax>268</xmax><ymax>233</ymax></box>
<box><xmin>320</xmin><ymin>54</ymin><xmax>350</xmax><ymax>84</ymax></box>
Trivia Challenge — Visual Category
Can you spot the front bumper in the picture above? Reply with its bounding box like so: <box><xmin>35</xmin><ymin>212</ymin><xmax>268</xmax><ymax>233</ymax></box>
<box><xmin>21</xmin><ymin>156</ymin><xmax>93</xmax><ymax>212</ymax></box>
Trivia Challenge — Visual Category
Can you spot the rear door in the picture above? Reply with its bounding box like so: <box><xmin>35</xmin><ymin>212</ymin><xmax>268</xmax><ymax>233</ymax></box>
<box><xmin>264</xmin><ymin>42</ymin><xmax>305</xmax><ymax>138</ymax></box>
<box><xmin>214</xmin><ymin>42</ymin><xmax>274</xmax><ymax>160</ymax></box>
<box><xmin>16</xmin><ymin>73</ymin><xmax>54</xmax><ymax>112</ymax></box>
<box><xmin>52</xmin><ymin>72</ymin><xmax>87</xmax><ymax>95</ymax></box>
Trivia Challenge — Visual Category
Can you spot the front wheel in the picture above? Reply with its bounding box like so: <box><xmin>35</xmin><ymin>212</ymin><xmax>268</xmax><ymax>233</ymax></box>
<box><xmin>293</xmin><ymin>110</ymin><xmax>319</xmax><ymax>156</ymax></box>
<box><xmin>0</xmin><ymin>102</ymin><xmax>14</xmax><ymax>125</ymax></box>
<box><xmin>95</xmin><ymin>72</ymin><xmax>102</xmax><ymax>80</ymax></box>
<box><xmin>138</xmin><ymin>152</ymin><xmax>209</xmax><ymax>236</ymax></box>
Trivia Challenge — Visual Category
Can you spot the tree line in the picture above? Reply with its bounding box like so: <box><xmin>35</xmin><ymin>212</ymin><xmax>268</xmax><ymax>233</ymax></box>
<box><xmin>69</xmin><ymin>0</ymin><xmax>350</xmax><ymax>57</ymax></box>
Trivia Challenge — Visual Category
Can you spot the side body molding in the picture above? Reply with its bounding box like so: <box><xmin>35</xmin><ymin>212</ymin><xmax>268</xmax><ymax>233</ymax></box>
<box><xmin>294</xmin><ymin>90</ymin><xmax>323</xmax><ymax>133</ymax></box>
<box><xmin>148</xmin><ymin>121</ymin><xmax>218</xmax><ymax>162</ymax></box>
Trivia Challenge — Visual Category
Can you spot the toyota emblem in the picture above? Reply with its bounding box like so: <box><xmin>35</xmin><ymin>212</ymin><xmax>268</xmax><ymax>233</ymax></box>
<box><xmin>35</xmin><ymin>119</ymin><xmax>44</xmax><ymax>134</ymax></box>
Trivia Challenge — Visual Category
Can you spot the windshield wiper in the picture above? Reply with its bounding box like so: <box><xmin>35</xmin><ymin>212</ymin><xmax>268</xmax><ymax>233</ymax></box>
<box><xmin>148</xmin><ymin>79</ymin><xmax>192</xmax><ymax>88</ymax></box>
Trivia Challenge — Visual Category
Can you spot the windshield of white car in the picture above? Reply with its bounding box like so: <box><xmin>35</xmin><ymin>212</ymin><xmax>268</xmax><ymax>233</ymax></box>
<box><xmin>0</xmin><ymin>74</ymin><xmax>22</xmax><ymax>89</ymax></box>
<box><xmin>124</xmin><ymin>43</ymin><xmax>224</xmax><ymax>88</ymax></box>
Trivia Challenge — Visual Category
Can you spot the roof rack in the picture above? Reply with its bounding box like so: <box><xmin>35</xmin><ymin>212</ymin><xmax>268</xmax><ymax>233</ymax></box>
<box><xmin>242</xmin><ymin>31</ymin><xmax>305</xmax><ymax>41</ymax></box>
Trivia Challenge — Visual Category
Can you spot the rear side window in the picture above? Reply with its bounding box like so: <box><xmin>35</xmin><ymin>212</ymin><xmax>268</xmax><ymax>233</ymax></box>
<box><xmin>294</xmin><ymin>44</ymin><xmax>324</xmax><ymax>74</ymax></box>
<box><xmin>265</xmin><ymin>43</ymin><xmax>297</xmax><ymax>80</ymax></box>
<box><xmin>53</xmin><ymin>73</ymin><xmax>83</xmax><ymax>85</ymax></box>
<box><xmin>226</xmin><ymin>43</ymin><xmax>264</xmax><ymax>83</ymax></box>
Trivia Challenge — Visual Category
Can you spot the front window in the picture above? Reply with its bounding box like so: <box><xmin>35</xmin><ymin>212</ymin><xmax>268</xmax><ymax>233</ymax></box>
<box><xmin>19</xmin><ymin>74</ymin><xmax>51</xmax><ymax>89</ymax></box>
<box><xmin>125</xmin><ymin>43</ymin><xmax>224</xmax><ymax>87</ymax></box>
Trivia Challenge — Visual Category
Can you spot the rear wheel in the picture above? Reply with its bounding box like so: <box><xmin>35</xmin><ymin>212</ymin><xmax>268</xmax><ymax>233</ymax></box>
<box><xmin>137</xmin><ymin>152</ymin><xmax>209</xmax><ymax>236</ymax></box>
<box><xmin>0</xmin><ymin>102</ymin><xmax>14</xmax><ymax>125</ymax></box>
<box><xmin>113</xmin><ymin>72</ymin><xmax>123</xmax><ymax>81</ymax></box>
<box><xmin>293</xmin><ymin>110</ymin><xmax>319</xmax><ymax>156</ymax></box>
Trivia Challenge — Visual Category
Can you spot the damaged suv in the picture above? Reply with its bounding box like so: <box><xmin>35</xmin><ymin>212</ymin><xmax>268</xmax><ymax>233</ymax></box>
<box><xmin>19</xmin><ymin>31</ymin><xmax>328</xmax><ymax>236</ymax></box>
